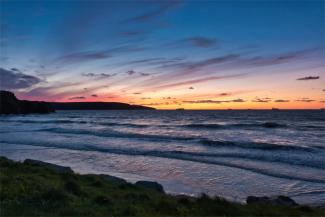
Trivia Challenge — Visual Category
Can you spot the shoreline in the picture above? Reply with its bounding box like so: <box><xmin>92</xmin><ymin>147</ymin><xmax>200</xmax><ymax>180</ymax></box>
<box><xmin>1</xmin><ymin>145</ymin><xmax>324</xmax><ymax>207</ymax></box>
<box><xmin>1</xmin><ymin>156</ymin><xmax>325</xmax><ymax>216</ymax></box>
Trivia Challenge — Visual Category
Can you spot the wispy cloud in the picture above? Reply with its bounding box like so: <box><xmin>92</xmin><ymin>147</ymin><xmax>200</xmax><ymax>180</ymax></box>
<box><xmin>297</xmin><ymin>76</ymin><xmax>320</xmax><ymax>81</ymax></box>
<box><xmin>126</xmin><ymin>70</ymin><xmax>137</xmax><ymax>75</ymax></box>
<box><xmin>186</xmin><ymin>37</ymin><xmax>217</xmax><ymax>48</ymax></box>
<box><xmin>242</xmin><ymin>48</ymin><xmax>321</xmax><ymax>68</ymax></box>
<box><xmin>152</xmin><ymin>73</ymin><xmax>246</xmax><ymax>90</ymax></box>
<box><xmin>140</xmin><ymin>72</ymin><xmax>151</xmax><ymax>76</ymax></box>
<box><xmin>125</xmin><ymin>1</ymin><xmax>180</xmax><ymax>23</ymax></box>
<box><xmin>156</xmin><ymin>48</ymin><xmax>320</xmax><ymax>77</ymax></box>
<box><xmin>295</xmin><ymin>98</ymin><xmax>315</xmax><ymax>102</ymax></box>
<box><xmin>119</xmin><ymin>31</ymin><xmax>143</xmax><ymax>37</ymax></box>
<box><xmin>127</xmin><ymin>58</ymin><xmax>165</xmax><ymax>65</ymax></box>
<box><xmin>141</xmin><ymin>102</ymin><xmax>171</xmax><ymax>106</ymax></box>
<box><xmin>218</xmin><ymin>93</ymin><xmax>230</xmax><ymax>96</ymax></box>
<box><xmin>125</xmin><ymin>70</ymin><xmax>151</xmax><ymax>77</ymax></box>
<box><xmin>55</xmin><ymin>51</ymin><xmax>110</xmax><ymax>65</ymax></box>
<box><xmin>182</xmin><ymin>98</ymin><xmax>246</xmax><ymax>104</ymax></box>
<box><xmin>54</xmin><ymin>46</ymin><xmax>145</xmax><ymax>66</ymax></box>
<box><xmin>167</xmin><ymin>36</ymin><xmax>217</xmax><ymax>48</ymax></box>
<box><xmin>274</xmin><ymin>99</ymin><xmax>290</xmax><ymax>102</ymax></box>
<box><xmin>82</xmin><ymin>72</ymin><xmax>116</xmax><ymax>79</ymax></box>
<box><xmin>69</xmin><ymin>96</ymin><xmax>86</xmax><ymax>100</ymax></box>
<box><xmin>185</xmin><ymin>54</ymin><xmax>239</xmax><ymax>70</ymax></box>
<box><xmin>252</xmin><ymin>97</ymin><xmax>272</xmax><ymax>103</ymax></box>
<box><xmin>232</xmin><ymin>98</ymin><xmax>246</xmax><ymax>102</ymax></box>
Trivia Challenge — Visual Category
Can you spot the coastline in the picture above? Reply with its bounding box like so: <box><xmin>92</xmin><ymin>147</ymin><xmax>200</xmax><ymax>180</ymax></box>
<box><xmin>1</xmin><ymin>141</ymin><xmax>324</xmax><ymax>206</ymax></box>
<box><xmin>1</xmin><ymin>156</ymin><xmax>324</xmax><ymax>216</ymax></box>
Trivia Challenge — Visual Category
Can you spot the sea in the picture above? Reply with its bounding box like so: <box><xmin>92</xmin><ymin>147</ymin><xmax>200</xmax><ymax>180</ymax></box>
<box><xmin>0</xmin><ymin>110</ymin><xmax>324</xmax><ymax>206</ymax></box>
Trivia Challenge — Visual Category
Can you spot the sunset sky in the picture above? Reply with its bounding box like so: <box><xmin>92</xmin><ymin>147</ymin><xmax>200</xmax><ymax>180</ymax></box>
<box><xmin>1</xmin><ymin>0</ymin><xmax>324</xmax><ymax>109</ymax></box>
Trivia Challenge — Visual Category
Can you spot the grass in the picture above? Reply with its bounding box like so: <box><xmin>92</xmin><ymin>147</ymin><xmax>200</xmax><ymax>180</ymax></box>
<box><xmin>0</xmin><ymin>156</ymin><xmax>324</xmax><ymax>217</ymax></box>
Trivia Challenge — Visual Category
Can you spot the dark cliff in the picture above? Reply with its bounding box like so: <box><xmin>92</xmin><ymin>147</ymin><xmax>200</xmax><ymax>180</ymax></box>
<box><xmin>0</xmin><ymin>91</ymin><xmax>55</xmax><ymax>114</ymax></box>
<box><xmin>0</xmin><ymin>91</ymin><xmax>155</xmax><ymax>113</ymax></box>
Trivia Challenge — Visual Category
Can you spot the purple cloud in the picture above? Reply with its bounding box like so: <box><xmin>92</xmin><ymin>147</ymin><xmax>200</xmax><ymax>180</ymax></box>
<box><xmin>0</xmin><ymin>68</ymin><xmax>42</xmax><ymax>90</ymax></box>
<box><xmin>126</xmin><ymin>70</ymin><xmax>136</xmax><ymax>75</ymax></box>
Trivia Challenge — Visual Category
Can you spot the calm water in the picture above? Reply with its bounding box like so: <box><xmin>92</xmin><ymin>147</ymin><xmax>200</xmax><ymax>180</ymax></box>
<box><xmin>1</xmin><ymin>110</ymin><xmax>324</xmax><ymax>205</ymax></box>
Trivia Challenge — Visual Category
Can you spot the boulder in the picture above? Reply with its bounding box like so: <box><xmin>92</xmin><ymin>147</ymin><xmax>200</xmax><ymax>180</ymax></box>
<box><xmin>247</xmin><ymin>196</ymin><xmax>270</xmax><ymax>204</ymax></box>
<box><xmin>98</xmin><ymin>174</ymin><xmax>127</xmax><ymax>184</ymax></box>
<box><xmin>246</xmin><ymin>195</ymin><xmax>298</xmax><ymax>207</ymax></box>
<box><xmin>0</xmin><ymin>90</ymin><xmax>55</xmax><ymax>114</ymax></box>
<box><xmin>24</xmin><ymin>159</ymin><xmax>73</xmax><ymax>174</ymax></box>
<box><xmin>274</xmin><ymin>195</ymin><xmax>298</xmax><ymax>207</ymax></box>
<box><xmin>135</xmin><ymin>181</ymin><xmax>164</xmax><ymax>193</ymax></box>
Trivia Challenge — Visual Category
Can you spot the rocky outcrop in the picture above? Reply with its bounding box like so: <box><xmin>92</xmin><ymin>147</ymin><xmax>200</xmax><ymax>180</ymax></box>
<box><xmin>24</xmin><ymin>159</ymin><xmax>73</xmax><ymax>174</ymax></box>
<box><xmin>246</xmin><ymin>195</ymin><xmax>298</xmax><ymax>207</ymax></box>
<box><xmin>0</xmin><ymin>91</ymin><xmax>55</xmax><ymax>114</ymax></box>
<box><xmin>135</xmin><ymin>181</ymin><xmax>164</xmax><ymax>193</ymax></box>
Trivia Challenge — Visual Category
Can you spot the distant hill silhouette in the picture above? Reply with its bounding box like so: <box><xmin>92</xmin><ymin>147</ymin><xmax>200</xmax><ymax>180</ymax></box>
<box><xmin>0</xmin><ymin>91</ymin><xmax>54</xmax><ymax>114</ymax></box>
<box><xmin>51</xmin><ymin>102</ymin><xmax>155</xmax><ymax>110</ymax></box>
<box><xmin>0</xmin><ymin>91</ymin><xmax>155</xmax><ymax>114</ymax></box>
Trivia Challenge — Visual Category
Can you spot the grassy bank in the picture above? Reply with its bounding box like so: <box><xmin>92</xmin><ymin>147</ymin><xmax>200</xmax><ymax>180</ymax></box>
<box><xmin>0</xmin><ymin>157</ymin><xmax>324</xmax><ymax>217</ymax></box>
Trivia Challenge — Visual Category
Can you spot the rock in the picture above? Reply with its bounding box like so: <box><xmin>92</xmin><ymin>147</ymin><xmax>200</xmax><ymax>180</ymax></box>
<box><xmin>247</xmin><ymin>196</ymin><xmax>270</xmax><ymax>204</ymax></box>
<box><xmin>0</xmin><ymin>91</ymin><xmax>20</xmax><ymax>114</ymax></box>
<box><xmin>0</xmin><ymin>90</ymin><xmax>55</xmax><ymax>114</ymax></box>
<box><xmin>274</xmin><ymin>195</ymin><xmax>298</xmax><ymax>207</ymax></box>
<box><xmin>24</xmin><ymin>159</ymin><xmax>73</xmax><ymax>174</ymax></box>
<box><xmin>98</xmin><ymin>174</ymin><xmax>127</xmax><ymax>184</ymax></box>
<box><xmin>246</xmin><ymin>195</ymin><xmax>298</xmax><ymax>207</ymax></box>
<box><xmin>135</xmin><ymin>181</ymin><xmax>164</xmax><ymax>193</ymax></box>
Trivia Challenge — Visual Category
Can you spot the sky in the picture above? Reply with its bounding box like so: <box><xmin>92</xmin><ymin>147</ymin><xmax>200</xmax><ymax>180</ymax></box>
<box><xmin>0</xmin><ymin>0</ymin><xmax>324</xmax><ymax>109</ymax></box>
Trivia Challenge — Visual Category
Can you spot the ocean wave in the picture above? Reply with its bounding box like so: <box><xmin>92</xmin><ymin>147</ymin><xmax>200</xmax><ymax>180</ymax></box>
<box><xmin>0</xmin><ymin>119</ymin><xmax>88</xmax><ymax>124</ymax></box>
<box><xmin>300</xmin><ymin>125</ymin><xmax>325</xmax><ymax>130</ymax></box>
<box><xmin>1</xmin><ymin>141</ymin><xmax>324</xmax><ymax>184</ymax></box>
<box><xmin>185</xmin><ymin>123</ymin><xmax>223</xmax><ymax>129</ymax></box>
<box><xmin>0</xmin><ymin>119</ymin><xmax>157</xmax><ymax>128</ymax></box>
<box><xmin>185</xmin><ymin>122</ymin><xmax>287</xmax><ymax>129</ymax></box>
<box><xmin>40</xmin><ymin>127</ymin><xmax>197</xmax><ymax>141</ymax></box>
<box><xmin>36</xmin><ymin>127</ymin><xmax>322</xmax><ymax>153</ymax></box>
<box><xmin>3</xmin><ymin>119</ymin><xmax>324</xmax><ymax>132</ymax></box>
<box><xmin>199</xmin><ymin>139</ymin><xmax>316</xmax><ymax>152</ymax></box>
<box><xmin>99</xmin><ymin>122</ymin><xmax>151</xmax><ymax>128</ymax></box>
